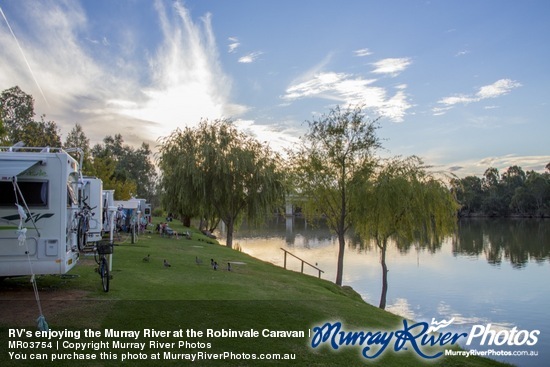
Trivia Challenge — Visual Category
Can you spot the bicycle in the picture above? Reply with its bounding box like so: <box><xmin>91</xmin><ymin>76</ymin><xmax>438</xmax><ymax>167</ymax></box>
<box><xmin>94</xmin><ymin>241</ymin><xmax>113</xmax><ymax>292</ymax></box>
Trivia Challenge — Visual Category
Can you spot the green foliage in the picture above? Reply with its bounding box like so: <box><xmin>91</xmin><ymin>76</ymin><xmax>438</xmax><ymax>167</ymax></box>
<box><xmin>157</xmin><ymin>119</ymin><xmax>286</xmax><ymax>248</ymax></box>
<box><xmin>152</xmin><ymin>207</ymin><xmax>164</xmax><ymax>217</ymax></box>
<box><xmin>91</xmin><ymin>134</ymin><xmax>157</xmax><ymax>201</ymax></box>
<box><xmin>288</xmin><ymin>105</ymin><xmax>381</xmax><ymax>286</ymax></box>
<box><xmin>0</xmin><ymin>86</ymin><xmax>61</xmax><ymax>147</ymax></box>
<box><xmin>451</xmin><ymin>175</ymin><xmax>483</xmax><ymax>214</ymax></box>
<box><xmin>64</xmin><ymin>123</ymin><xmax>93</xmax><ymax>173</ymax></box>
<box><xmin>0</xmin><ymin>86</ymin><xmax>34</xmax><ymax>133</ymax></box>
<box><xmin>352</xmin><ymin>156</ymin><xmax>458</xmax><ymax>308</ymax></box>
<box><xmin>0</xmin><ymin>114</ymin><xmax>6</xmax><ymax>144</ymax></box>
<box><xmin>87</xmin><ymin>152</ymin><xmax>135</xmax><ymax>200</ymax></box>
<box><xmin>452</xmin><ymin>165</ymin><xmax>550</xmax><ymax>217</ymax></box>
<box><xmin>354</xmin><ymin>156</ymin><xmax>458</xmax><ymax>246</ymax></box>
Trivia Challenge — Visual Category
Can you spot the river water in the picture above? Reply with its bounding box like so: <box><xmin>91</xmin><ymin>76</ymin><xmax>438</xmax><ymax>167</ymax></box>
<box><xmin>220</xmin><ymin>217</ymin><xmax>550</xmax><ymax>367</ymax></box>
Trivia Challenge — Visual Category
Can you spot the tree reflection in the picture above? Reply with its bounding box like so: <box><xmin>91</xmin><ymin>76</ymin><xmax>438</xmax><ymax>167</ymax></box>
<box><xmin>452</xmin><ymin>219</ymin><xmax>550</xmax><ymax>268</ymax></box>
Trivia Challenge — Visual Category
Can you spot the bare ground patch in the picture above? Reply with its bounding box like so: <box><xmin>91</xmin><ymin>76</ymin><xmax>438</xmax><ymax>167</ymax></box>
<box><xmin>0</xmin><ymin>276</ymin><xmax>114</xmax><ymax>329</ymax></box>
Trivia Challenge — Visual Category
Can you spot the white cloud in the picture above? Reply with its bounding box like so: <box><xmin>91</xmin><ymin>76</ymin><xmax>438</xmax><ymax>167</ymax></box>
<box><xmin>475</xmin><ymin>79</ymin><xmax>521</xmax><ymax>99</ymax></box>
<box><xmin>438</xmin><ymin>95</ymin><xmax>476</xmax><ymax>106</ymax></box>
<box><xmin>354</xmin><ymin>48</ymin><xmax>372</xmax><ymax>57</ymax></box>
<box><xmin>228</xmin><ymin>36</ymin><xmax>240</xmax><ymax>53</ymax></box>
<box><xmin>432</xmin><ymin>106</ymin><xmax>453</xmax><ymax>116</ymax></box>
<box><xmin>0</xmin><ymin>0</ymin><xmax>248</xmax><ymax>145</ymax></box>
<box><xmin>238</xmin><ymin>51</ymin><xmax>263</xmax><ymax>63</ymax></box>
<box><xmin>282</xmin><ymin>72</ymin><xmax>411</xmax><ymax>122</ymax></box>
<box><xmin>371</xmin><ymin>57</ymin><xmax>411</xmax><ymax>76</ymax></box>
<box><xmin>446</xmin><ymin>155</ymin><xmax>550</xmax><ymax>177</ymax></box>
<box><xmin>0</xmin><ymin>1</ymin><xmax>112</xmax><ymax>122</ymax></box>
<box><xmin>434</xmin><ymin>79</ymin><xmax>521</xmax><ymax>115</ymax></box>
<box><xmin>120</xmin><ymin>1</ymin><xmax>244</xmax><ymax>137</ymax></box>
<box><xmin>234</xmin><ymin>119</ymin><xmax>301</xmax><ymax>153</ymax></box>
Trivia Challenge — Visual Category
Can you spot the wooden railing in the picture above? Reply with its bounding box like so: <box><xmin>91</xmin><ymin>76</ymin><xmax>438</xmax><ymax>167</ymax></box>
<box><xmin>280</xmin><ymin>248</ymin><xmax>324</xmax><ymax>278</ymax></box>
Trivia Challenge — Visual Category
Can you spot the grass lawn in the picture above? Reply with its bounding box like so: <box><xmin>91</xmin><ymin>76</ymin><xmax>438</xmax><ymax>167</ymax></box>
<box><xmin>0</xmin><ymin>219</ymin><xmax>511</xmax><ymax>366</ymax></box>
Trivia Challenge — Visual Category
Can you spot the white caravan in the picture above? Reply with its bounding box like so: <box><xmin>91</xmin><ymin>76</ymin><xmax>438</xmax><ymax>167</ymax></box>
<box><xmin>102</xmin><ymin>189</ymin><xmax>116</xmax><ymax>233</ymax></box>
<box><xmin>80</xmin><ymin>176</ymin><xmax>103</xmax><ymax>244</ymax></box>
<box><xmin>0</xmin><ymin>146</ymin><xmax>81</xmax><ymax>277</ymax></box>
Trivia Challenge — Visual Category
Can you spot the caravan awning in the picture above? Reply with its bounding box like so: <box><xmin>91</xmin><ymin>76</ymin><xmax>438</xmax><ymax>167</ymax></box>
<box><xmin>0</xmin><ymin>160</ymin><xmax>41</xmax><ymax>181</ymax></box>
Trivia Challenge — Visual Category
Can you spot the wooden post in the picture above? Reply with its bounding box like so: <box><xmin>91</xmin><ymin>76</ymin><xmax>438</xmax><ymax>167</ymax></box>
<box><xmin>283</xmin><ymin>251</ymin><xmax>287</xmax><ymax>269</ymax></box>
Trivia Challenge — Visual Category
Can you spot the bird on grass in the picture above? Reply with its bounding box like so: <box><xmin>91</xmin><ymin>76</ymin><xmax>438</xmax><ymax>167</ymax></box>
<box><xmin>143</xmin><ymin>254</ymin><xmax>150</xmax><ymax>262</ymax></box>
<box><xmin>195</xmin><ymin>256</ymin><xmax>203</xmax><ymax>265</ymax></box>
<box><xmin>213</xmin><ymin>261</ymin><xmax>218</xmax><ymax>271</ymax></box>
<box><xmin>210</xmin><ymin>258</ymin><xmax>215</xmax><ymax>268</ymax></box>
<box><xmin>227</xmin><ymin>262</ymin><xmax>232</xmax><ymax>272</ymax></box>
<box><xmin>163</xmin><ymin>259</ymin><xmax>171</xmax><ymax>267</ymax></box>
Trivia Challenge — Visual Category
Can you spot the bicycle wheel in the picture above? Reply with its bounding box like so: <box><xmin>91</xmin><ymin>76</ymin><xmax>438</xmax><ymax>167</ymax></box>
<box><xmin>77</xmin><ymin>216</ymin><xmax>87</xmax><ymax>251</ymax></box>
<box><xmin>100</xmin><ymin>256</ymin><xmax>110</xmax><ymax>292</ymax></box>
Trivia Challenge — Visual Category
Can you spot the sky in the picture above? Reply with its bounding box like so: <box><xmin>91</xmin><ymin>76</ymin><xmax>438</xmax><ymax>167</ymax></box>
<box><xmin>0</xmin><ymin>0</ymin><xmax>549</xmax><ymax>177</ymax></box>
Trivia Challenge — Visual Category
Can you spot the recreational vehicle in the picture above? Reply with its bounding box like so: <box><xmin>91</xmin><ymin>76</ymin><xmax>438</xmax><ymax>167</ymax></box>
<box><xmin>79</xmin><ymin>176</ymin><xmax>103</xmax><ymax>246</ymax></box>
<box><xmin>0</xmin><ymin>146</ymin><xmax>81</xmax><ymax>277</ymax></box>
<box><xmin>102</xmin><ymin>189</ymin><xmax>116</xmax><ymax>234</ymax></box>
<box><xmin>113</xmin><ymin>198</ymin><xmax>145</xmax><ymax>243</ymax></box>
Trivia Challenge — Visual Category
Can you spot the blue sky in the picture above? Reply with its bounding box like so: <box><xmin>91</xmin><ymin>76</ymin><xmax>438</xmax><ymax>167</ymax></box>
<box><xmin>1</xmin><ymin>0</ymin><xmax>548</xmax><ymax>177</ymax></box>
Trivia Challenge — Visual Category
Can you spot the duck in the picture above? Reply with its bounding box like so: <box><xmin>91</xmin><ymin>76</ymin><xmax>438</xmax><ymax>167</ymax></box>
<box><xmin>195</xmin><ymin>256</ymin><xmax>203</xmax><ymax>265</ymax></box>
<box><xmin>143</xmin><ymin>254</ymin><xmax>150</xmax><ymax>262</ymax></box>
<box><xmin>163</xmin><ymin>259</ymin><xmax>171</xmax><ymax>267</ymax></box>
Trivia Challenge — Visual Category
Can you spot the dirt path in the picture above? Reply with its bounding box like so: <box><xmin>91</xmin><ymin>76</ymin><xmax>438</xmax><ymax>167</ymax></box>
<box><xmin>0</xmin><ymin>274</ymin><xmax>113</xmax><ymax>329</ymax></box>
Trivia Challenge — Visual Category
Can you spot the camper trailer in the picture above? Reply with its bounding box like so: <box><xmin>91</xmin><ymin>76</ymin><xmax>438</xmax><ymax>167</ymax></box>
<box><xmin>80</xmin><ymin>176</ymin><xmax>103</xmax><ymax>245</ymax></box>
<box><xmin>0</xmin><ymin>146</ymin><xmax>81</xmax><ymax>277</ymax></box>
<box><xmin>102</xmin><ymin>189</ymin><xmax>115</xmax><ymax>234</ymax></box>
<box><xmin>132</xmin><ymin>198</ymin><xmax>152</xmax><ymax>231</ymax></box>
<box><xmin>113</xmin><ymin>199</ymin><xmax>143</xmax><ymax>243</ymax></box>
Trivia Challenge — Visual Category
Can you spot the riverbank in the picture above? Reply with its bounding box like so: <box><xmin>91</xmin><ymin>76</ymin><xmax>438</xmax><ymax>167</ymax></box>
<box><xmin>0</xmin><ymin>222</ymin><xmax>509</xmax><ymax>366</ymax></box>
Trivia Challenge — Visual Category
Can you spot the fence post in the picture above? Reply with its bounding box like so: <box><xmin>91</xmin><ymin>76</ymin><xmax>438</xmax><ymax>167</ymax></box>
<box><xmin>279</xmin><ymin>248</ymin><xmax>324</xmax><ymax>279</ymax></box>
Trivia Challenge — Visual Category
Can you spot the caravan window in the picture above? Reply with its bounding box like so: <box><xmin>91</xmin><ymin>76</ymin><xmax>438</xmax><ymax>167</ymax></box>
<box><xmin>0</xmin><ymin>180</ymin><xmax>48</xmax><ymax>207</ymax></box>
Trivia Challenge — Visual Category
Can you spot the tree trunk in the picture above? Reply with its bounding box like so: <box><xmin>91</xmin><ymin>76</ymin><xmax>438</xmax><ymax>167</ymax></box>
<box><xmin>379</xmin><ymin>240</ymin><xmax>388</xmax><ymax>309</ymax></box>
<box><xmin>335</xmin><ymin>232</ymin><xmax>346</xmax><ymax>286</ymax></box>
<box><xmin>182</xmin><ymin>215</ymin><xmax>191</xmax><ymax>228</ymax></box>
<box><xmin>225</xmin><ymin>218</ymin><xmax>234</xmax><ymax>248</ymax></box>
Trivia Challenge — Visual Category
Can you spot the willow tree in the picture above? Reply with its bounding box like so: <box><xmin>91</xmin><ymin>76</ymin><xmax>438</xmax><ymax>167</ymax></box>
<box><xmin>157</xmin><ymin>125</ymin><xmax>200</xmax><ymax>226</ymax></box>
<box><xmin>352</xmin><ymin>156</ymin><xmax>459</xmax><ymax>309</ymax></box>
<box><xmin>157</xmin><ymin>118</ymin><xmax>286</xmax><ymax>248</ymax></box>
<box><xmin>288</xmin><ymin>105</ymin><xmax>380</xmax><ymax>286</ymax></box>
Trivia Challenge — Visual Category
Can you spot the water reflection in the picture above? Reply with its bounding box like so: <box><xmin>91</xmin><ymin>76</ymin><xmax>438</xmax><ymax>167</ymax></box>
<box><xmin>226</xmin><ymin>216</ymin><xmax>550</xmax><ymax>367</ymax></box>
<box><xmin>453</xmin><ymin>219</ymin><xmax>550</xmax><ymax>268</ymax></box>
<box><xmin>232</xmin><ymin>216</ymin><xmax>550</xmax><ymax>268</ymax></box>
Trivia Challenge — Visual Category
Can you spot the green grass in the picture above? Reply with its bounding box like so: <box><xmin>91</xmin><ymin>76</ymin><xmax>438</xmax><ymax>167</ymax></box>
<box><xmin>0</xmin><ymin>219</ymin><xmax>511</xmax><ymax>366</ymax></box>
